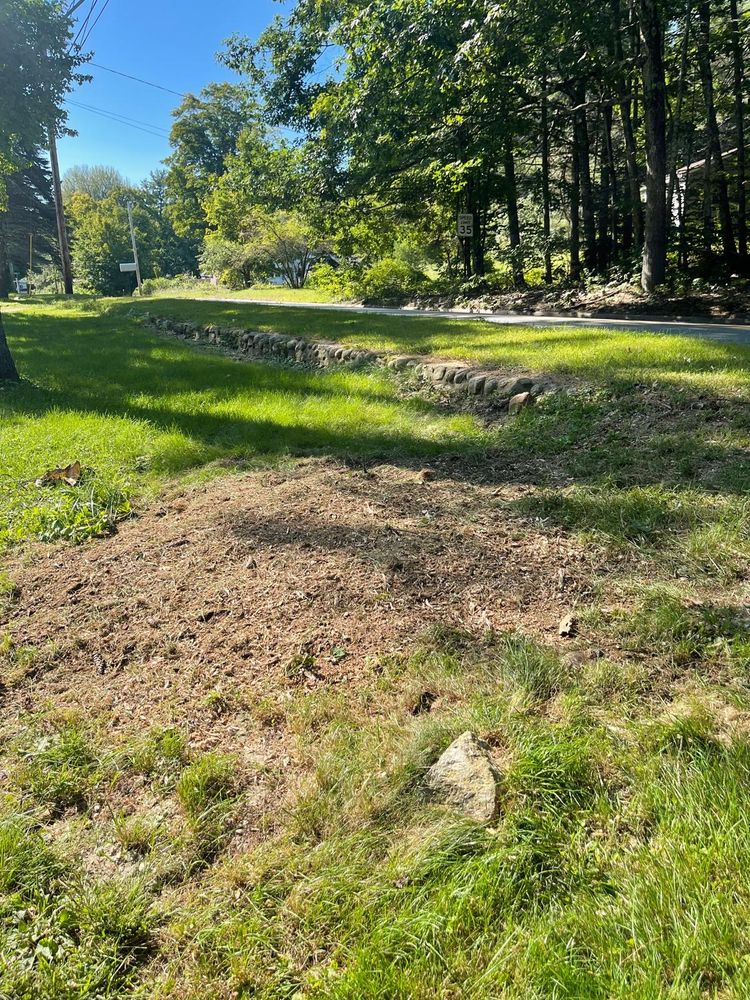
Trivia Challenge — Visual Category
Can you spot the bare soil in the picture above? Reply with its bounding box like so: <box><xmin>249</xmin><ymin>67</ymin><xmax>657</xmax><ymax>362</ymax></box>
<box><xmin>0</xmin><ymin>458</ymin><xmax>602</xmax><ymax>788</ymax></box>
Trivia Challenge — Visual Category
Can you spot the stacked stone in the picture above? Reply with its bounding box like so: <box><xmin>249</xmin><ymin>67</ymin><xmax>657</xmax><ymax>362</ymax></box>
<box><xmin>141</xmin><ymin>313</ymin><xmax>544</xmax><ymax>408</ymax></box>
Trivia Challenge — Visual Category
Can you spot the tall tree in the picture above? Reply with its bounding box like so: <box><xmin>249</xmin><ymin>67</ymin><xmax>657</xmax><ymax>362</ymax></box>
<box><xmin>638</xmin><ymin>0</ymin><xmax>668</xmax><ymax>290</ymax></box>
<box><xmin>62</xmin><ymin>164</ymin><xmax>127</xmax><ymax>203</ymax></box>
<box><xmin>0</xmin><ymin>0</ymin><xmax>80</xmax><ymax>378</ymax></box>
<box><xmin>695</xmin><ymin>0</ymin><xmax>737</xmax><ymax>269</ymax></box>
<box><xmin>728</xmin><ymin>0</ymin><xmax>747</xmax><ymax>264</ymax></box>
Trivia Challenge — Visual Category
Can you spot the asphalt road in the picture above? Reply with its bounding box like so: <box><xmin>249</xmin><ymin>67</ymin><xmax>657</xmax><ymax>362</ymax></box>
<box><xmin>201</xmin><ymin>296</ymin><xmax>750</xmax><ymax>348</ymax></box>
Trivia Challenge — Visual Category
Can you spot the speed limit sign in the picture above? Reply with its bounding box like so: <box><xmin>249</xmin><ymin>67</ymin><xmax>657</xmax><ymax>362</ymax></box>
<box><xmin>457</xmin><ymin>213</ymin><xmax>474</xmax><ymax>238</ymax></box>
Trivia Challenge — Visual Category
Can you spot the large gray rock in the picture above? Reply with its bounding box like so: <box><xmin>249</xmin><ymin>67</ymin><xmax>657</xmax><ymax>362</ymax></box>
<box><xmin>425</xmin><ymin>731</ymin><xmax>500</xmax><ymax>824</ymax></box>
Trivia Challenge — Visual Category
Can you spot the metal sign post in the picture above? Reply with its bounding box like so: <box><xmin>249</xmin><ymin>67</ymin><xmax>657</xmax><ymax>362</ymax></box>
<box><xmin>126</xmin><ymin>202</ymin><xmax>143</xmax><ymax>294</ymax></box>
<box><xmin>457</xmin><ymin>213</ymin><xmax>474</xmax><ymax>278</ymax></box>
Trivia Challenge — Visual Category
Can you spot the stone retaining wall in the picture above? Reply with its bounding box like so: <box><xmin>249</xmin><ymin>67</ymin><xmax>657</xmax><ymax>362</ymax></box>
<box><xmin>140</xmin><ymin>312</ymin><xmax>546</xmax><ymax>408</ymax></box>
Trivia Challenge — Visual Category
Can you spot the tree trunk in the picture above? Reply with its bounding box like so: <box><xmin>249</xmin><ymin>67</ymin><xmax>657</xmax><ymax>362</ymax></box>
<box><xmin>0</xmin><ymin>313</ymin><xmax>19</xmax><ymax>382</ymax></box>
<box><xmin>461</xmin><ymin>182</ymin><xmax>472</xmax><ymax>278</ymax></box>
<box><xmin>570</xmin><ymin>138</ymin><xmax>582</xmax><ymax>282</ymax></box>
<box><xmin>638</xmin><ymin>0</ymin><xmax>668</xmax><ymax>291</ymax></box>
<box><xmin>679</xmin><ymin>128</ymin><xmax>695</xmax><ymax>270</ymax></box>
<box><xmin>604</xmin><ymin>106</ymin><xmax>620</xmax><ymax>260</ymax></box>
<box><xmin>471</xmin><ymin>178</ymin><xmax>486</xmax><ymax>277</ymax></box>
<box><xmin>666</xmin><ymin>0</ymin><xmax>692</xmax><ymax>235</ymax></box>
<box><xmin>541</xmin><ymin>76</ymin><xmax>553</xmax><ymax>283</ymax></box>
<box><xmin>0</xmin><ymin>222</ymin><xmax>10</xmax><ymax>300</ymax></box>
<box><xmin>703</xmin><ymin>141</ymin><xmax>715</xmax><ymax>270</ymax></box>
<box><xmin>729</xmin><ymin>0</ymin><xmax>747</xmax><ymax>264</ymax></box>
<box><xmin>611</xmin><ymin>0</ymin><xmax>644</xmax><ymax>249</ymax></box>
<box><xmin>574</xmin><ymin>86</ymin><xmax>597</xmax><ymax>273</ymax></box>
<box><xmin>696</xmin><ymin>0</ymin><xmax>737</xmax><ymax>269</ymax></box>
<box><xmin>504</xmin><ymin>142</ymin><xmax>525</xmax><ymax>288</ymax></box>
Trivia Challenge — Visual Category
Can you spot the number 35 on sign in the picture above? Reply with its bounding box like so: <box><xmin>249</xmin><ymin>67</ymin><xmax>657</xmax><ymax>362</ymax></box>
<box><xmin>457</xmin><ymin>213</ymin><xmax>474</xmax><ymax>238</ymax></box>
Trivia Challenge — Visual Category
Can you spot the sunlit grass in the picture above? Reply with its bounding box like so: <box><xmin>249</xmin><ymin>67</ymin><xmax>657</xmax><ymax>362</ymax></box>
<box><xmin>135</xmin><ymin>295</ymin><xmax>750</xmax><ymax>394</ymax></box>
<box><xmin>0</xmin><ymin>298</ymin><xmax>490</xmax><ymax>548</ymax></box>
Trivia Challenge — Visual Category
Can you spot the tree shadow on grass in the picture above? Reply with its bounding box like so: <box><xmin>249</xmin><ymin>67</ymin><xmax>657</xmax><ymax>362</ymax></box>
<box><xmin>131</xmin><ymin>298</ymin><xmax>750</xmax><ymax>386</ymax></box>
<box><xmin>1</xmin><ymin>309</ymin><xmax>488</xmax><ymax>477</ymax></box>
<box><xmin>4</xmin><ymin>305</ymin><xmax>750</xmax><ymax>539</ymax></box>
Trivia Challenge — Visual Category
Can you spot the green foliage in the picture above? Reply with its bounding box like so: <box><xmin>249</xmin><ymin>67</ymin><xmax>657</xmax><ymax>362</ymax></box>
<box><xmin>61</xmin><ymin>164</ymin><xmax>126</xmax><ymax>204</ymax></box>
<box><xmin>603</xmin><ymin>587</ymin><xmax>750</xmax><ymax>670</ymax></box>
<box><xmin>202</xmin><ymin>208</ymin><xmax>329</xmax><ymax>289</ymax></box>
<box><xmin>307</xmin><ymin>261</ymin><xmax>357</xmax><ymax>299</ymax></box>
<box><xmin>140</xmin><ymin>273</ymin><xmax>205</xmax><ymax>297</ymax></box>
<box><xmin>0</xmin><ymin>813</ymin><xmax>62</xmax><ymax>895</ymax></box>
<box><xmin>68</xmin><ymin>182</ymin><xmax>196</xmax><ymax>297</ymax></box>
<box><xmin>199</xmin><ymin>234</ymin><xmax>261</xmax><ymax>289</ymax></box>
<box><xmin>0</xmin><ymin>0</ymin><xmax>80</xmax><ymax>208</ymax></box>
<box><xmin>164</xmin><ymin>82</ymin><xmax>253</xmax><ymax>244</ymax></box>
<box><xmin>0</xmin><ymin>469</ymin><xmax>132</xmax><ymax>549</ymax></box>
<box><xmin>123</xmin><ymin>727</ymin><xmax>187</xmax><ymax>784</ymax></box>
<box><xmin>357</xmin><ymin>257</ymin><xmax>426</xmax><ymax>302</ymax></box>
<box><xmin>0</xmin><ymin>854</ymin><xmax>154</xmax><ymax>998</ymax></box>
<box><xmin>176</xmin><ymin>753</ymin><xmax>238</xmax><ymax>857</ymax></box>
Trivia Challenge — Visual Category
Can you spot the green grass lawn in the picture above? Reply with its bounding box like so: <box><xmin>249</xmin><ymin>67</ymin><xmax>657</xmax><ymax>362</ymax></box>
<box><xmin>0</xmin><ymin>298</ymin><xmax>487</xmax><ymax>547</ymax></box>
<box><xmin>3</xmin><ymin>295</ymin><xmax>750</xmax><ymax>998</ymax></box>
<box><xmin>146</xmin><ymin>284</ymin><xmax>343</xmax><ymax>304</ymax></box>
<box><xmin>139</xmin><ymin>295</ymin><xmax>750</xmax><ymax>394</ymax></box>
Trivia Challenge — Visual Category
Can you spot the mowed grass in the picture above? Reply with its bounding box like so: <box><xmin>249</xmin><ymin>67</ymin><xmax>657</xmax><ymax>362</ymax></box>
<box><xmin>140</xmin><ymin>295</ymin><xmax>750</xmax><ymax>393</ymax></box>
<box><xmin>0</xmin><ymin>298</ymin><xmax>487</xmax><ymax>547</ymax></box>
<box><xmin>2</xmin><ymin>295</ymin><xmax>750</xmax><ymax>997</ymax></box>
<box><xmin>146</xmin><ymin>283</ymin><xmax>342</xmax><ymax>304</ymax></box>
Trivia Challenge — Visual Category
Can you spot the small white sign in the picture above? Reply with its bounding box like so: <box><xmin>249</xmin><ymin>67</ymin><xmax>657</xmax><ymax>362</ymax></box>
<box><xmin>119</xmin><ymin>262</ymin><xmax>137</xmax><ymax>273</ymax></box>
<box><xmin>457</xmin><ymin>213</ymin><xmax>474</xmax><ymax>238</ymax></box>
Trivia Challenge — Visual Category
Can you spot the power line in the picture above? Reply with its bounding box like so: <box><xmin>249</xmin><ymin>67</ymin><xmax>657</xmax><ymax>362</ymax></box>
<box><xmin>89</xmin><ymin>62</ymin><xmax>186</xmax><ymax>98</ymax></box>
<box><xmin>70</xmin><ymin>0</ymin><xmax>98</xmax><ymax>51</ymax></box>
<box><xmin>79</xmin><ymin>0</ymin><xmax>112</xmax><ymax>49</ymax></box>
<box><xmin>65</xmin><ymin>98</ymin><xmax>171</xmax><ymax>138</ymax></box>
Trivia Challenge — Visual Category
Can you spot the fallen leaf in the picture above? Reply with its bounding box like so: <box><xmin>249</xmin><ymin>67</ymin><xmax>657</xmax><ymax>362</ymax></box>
<box><xmin>559</xmin><ymin>614</ymin><xmax>577</xmax><ymax>638</ymax></box>
<box><xmin>35</xmin><ymin>461</ymin><xmax>82</xmax><ymax>488</ymax></box>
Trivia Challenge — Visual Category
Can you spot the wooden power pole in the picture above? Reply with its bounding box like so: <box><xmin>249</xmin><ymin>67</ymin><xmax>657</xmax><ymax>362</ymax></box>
<box><xmin>48</xmin><ymin>123</ymin><xmax>74</xmax><ymax>295</ymax></box>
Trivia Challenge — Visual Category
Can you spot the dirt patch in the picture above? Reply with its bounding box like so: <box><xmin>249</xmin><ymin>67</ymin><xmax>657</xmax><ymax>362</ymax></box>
<box><xmin>0</xmin><ymin>459</ymin><xmax>603</xmax><ymax>824</ymax></box>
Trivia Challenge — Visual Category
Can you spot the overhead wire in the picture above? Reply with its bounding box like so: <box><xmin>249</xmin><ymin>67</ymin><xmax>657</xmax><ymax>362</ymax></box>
<box><xmin>65</xmin><ymin>2</ymin><xmax>185</xmax><ymax>146</ymax></box>
<box><xmin>77</xmin><ymin>0</ymin><xmax>113</xmax><ymax>50</ymax></box>
<box><xmin>88</xmin><ymin>62</ymin><xmax>186</xmax><ymax>98</ymax></box>
<box><xmin>65</xmin><ymin>99</ymin><xmax>170</xmax><ymax>138</ymax></box>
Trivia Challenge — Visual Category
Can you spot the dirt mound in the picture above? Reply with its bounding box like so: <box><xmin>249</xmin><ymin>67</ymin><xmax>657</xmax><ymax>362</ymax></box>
<box><xmin>1</xmin><ymin>459</ymin><xmax>598</xmax><ymax>786</ymax></box>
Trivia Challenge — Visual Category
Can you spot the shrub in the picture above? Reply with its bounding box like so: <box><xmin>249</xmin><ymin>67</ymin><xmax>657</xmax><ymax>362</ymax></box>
<box><xmin>140</xmin><ymin>274</ymin><xmax>203</xmax><ymax>296</ymax></box>
<box><xmin>356</xmin><ymin>258</ymin><xmax>425</xmax><ymax>303</ymax></box>
<box><xmin>306</xmin><ymin>262</ymin><xmax>357</xmax><ymax>299</ymax></box>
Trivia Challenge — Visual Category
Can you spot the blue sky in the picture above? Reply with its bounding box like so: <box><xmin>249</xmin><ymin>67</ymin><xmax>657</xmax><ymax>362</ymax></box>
<box><xmin>57</xmin><ymin>0</ymin><xmax>290</xmax><ymax>183</ymax></box>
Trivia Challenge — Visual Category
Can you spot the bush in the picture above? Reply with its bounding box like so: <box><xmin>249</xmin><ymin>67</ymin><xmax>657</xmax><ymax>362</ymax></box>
<box><xmin>140</xmin><ymin>274</ymin><xmax>203</xmax><ymax>296</ymax></box>
<box><xmin>356</xmin><ymin>257</ymin><xmax>426</xmax><ymax>303</ymax></box>
<box><xmin>306</xmin><ymin>262</ymin><xmax>357</xmax><ymax>299</ymax></box>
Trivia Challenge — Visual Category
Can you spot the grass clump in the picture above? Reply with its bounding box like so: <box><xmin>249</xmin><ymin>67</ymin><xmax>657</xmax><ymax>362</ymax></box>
<box><xmin>176</xmin><ymin>752</ymin><xmax>238</xmax><ymax>860</ymax></box>
<box><xmin>0</xmin><ymin>632</ymin><xmax>40</xmax><ymax>688</ymax></box>
<box><xmin>176</xmin><ymin>752</ymin><xmax>236</xmax><ymax>822</ymax></box>
<box><xmin>13</xmin><ymin>720</ymin><xmax>107</xmax><ymax>813</ymax></box>
<box><xmin>601</xmin><ymin>587</ymin><xmax>750</xmax><ymax>671</ymax></box>
<box><xmin>0</xmin><ymin>811</ymin><xmax>154</xmax><ymax>998</ymax></box>
<box><xmin>123</xmin><ymin>726</ymin><xmax>187</xmax><ymax>787</ymax></box>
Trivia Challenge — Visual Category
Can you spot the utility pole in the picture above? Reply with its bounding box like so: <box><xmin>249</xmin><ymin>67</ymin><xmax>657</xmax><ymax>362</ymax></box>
<box><xmin>126</xmin><ymin>203</ymin><xmax>143</xmax><ymax>294</ymax></box>
<box><xmin>28</xmin><ymin>233</ymin><xmax>33</xmax><ymax>296</ymax></box>
<box><xmin>48</xmin><ymin>123</ymin><xmax>74</xmax><ymax>295</ymax></box>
